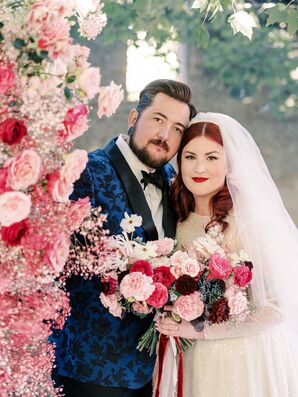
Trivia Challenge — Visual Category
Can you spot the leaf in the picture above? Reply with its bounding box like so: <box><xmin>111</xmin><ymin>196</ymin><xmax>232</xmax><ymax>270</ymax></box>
<box><xmin>66</xmin><ymin>75</ymin><xmax>76</xmax><ymax>84</ymax></box>
<box><xmin>265</xmin><ymin>4</ymin><xmax>287</xmax><ymax>27</ymax></box>
<box><xmin>28</xmin><ymin>51</ymin><xmax>43</xmax><ymax>64</ymax></box>
<box><xmin>64</xmin><ymin>87</ymin><xmax>73</xmax><ymax>101</ymax></box>
<box><xmin>196</xmin><ymin>25</ymin><xmax>210</xmax><ymax>48</ymax></box>
<box><xmin>13</xmin><ymin>38</ymin><xmax>26</xmax><ymax>49</ymax></box>
<box><xmin>286</xmin><ymin>9</ymin><xmax>298</xmax><ymax>36</ymax></box>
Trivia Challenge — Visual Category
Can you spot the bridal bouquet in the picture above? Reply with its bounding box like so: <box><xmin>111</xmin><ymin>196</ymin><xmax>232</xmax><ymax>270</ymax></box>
<box><xmin>99</xmin><ymin>214</ymin><xmax>253</xmax><ymax>355</ymax></box>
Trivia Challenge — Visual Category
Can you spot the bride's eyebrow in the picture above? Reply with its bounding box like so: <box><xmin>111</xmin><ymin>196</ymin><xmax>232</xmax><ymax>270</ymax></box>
<box><xmin>184</xmin><ymin>150</ymin><xmax>196</xmax><ymax>155</ymax></box>
<box><xmin>205</xmin><ymin>151</ymin><xmax>220</xmax><ymax>155</ymax></box>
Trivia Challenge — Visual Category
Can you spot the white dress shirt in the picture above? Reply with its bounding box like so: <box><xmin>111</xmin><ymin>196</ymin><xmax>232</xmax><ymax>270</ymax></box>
<box><xmin>116</xmin><ymin>134</ymin><xmax>164</xmax><ymax>238</ymax></box>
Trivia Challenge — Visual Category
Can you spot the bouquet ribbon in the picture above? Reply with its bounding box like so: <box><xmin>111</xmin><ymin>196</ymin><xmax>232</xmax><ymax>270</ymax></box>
<box><xmin>154</xmin><ymin>334</ymin><xmax>184</xmax><ymax>397</ymax></box>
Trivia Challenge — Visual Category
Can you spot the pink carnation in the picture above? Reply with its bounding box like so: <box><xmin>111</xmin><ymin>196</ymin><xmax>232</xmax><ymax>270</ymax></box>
<box><xmin>207</xmin><ymin>253</ymin><xmax>233</xmax><ymax>280</ymax></box>
<box><xmin>0</xmin><ymin>64</ymin><xmax>15</xmax><ymax>94</ymax></box>
<box><xmin>146</xmin><ymin>282</ymin><xmax>168</xmax><ymax>308</ymax></box>
<box><xmin>62</xmin><ymin>104</ymin><xmax>89</xmax><ymax>142</ymax></box>
<box><xmin>45</xmin><ymin>235</ymin><xmax>70</xmax><ymax>273</ymax></box>
<box><xmin>234</xmin><ymin>265</ymin><xmax>252</xmax><ymax>287</ymax></box>
<box><xmin>78</xmin><ymin>67</ymin><xmax>101</xmax><ymax>99</ymax></box>
<box><xmin>120</xmin><ymin>272</ymin><xmax>155</xmax><ymax>301</ymax></box>
<box><xmin>130</xmin><ymin>260</ymin><xmax>153</xmax><ymax>277</ymax></box>
<box><xmin>174</xmin><ymin>291</ymin><xmax>204</xmax><ymax>321</ymax></box>
<box><xmin>6</xmin><ymin>150</ymin><xmax>42</xmax><ymax>190</ymax></box>
<box><xmin>0</xmin><ymin>191</ymin><xmax>31</xmax><ymax>227</ymax></box>
<box><xmin>97</xmin><ymin>81</ymin><xmax>124</xmax><ymax>118</ymax></box>
<box><xmin>153</xmin><ymin>237</ymin><xmax>175</xmax><ymax>256</ymax></box>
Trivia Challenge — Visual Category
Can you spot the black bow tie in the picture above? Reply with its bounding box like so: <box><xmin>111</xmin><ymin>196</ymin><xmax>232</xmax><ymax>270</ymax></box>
<box><xmin>141</xmin><ymin>170</ymin><xmax>165</xmax><ymax>190</ymax></box>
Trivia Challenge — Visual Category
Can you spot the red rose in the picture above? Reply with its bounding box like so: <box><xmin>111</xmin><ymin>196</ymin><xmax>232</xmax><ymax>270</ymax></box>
<box><xmin>0</xmin><ymin>119</ymin><xmax>27</xmax><ymax>145</ymax></box>
<box><xmin>130</xmin><ymin>260</ymin><xmax>153</xmax><ymax>277</ymax></box>
<box><xmin>1</xmin><ymin>219</ymin><xmax>28</xmax><ymax>246</ymax></box>
<box><xmin>153</xmin><ymin>266</ymin><xmax>175</xmax><ymax>288</ymax></box>
<box><xmin>234</xmin><ymin>265</ymin><xmax>252</xmax><ymax>287</ymax></box>
<box><xmin>146</xmin><ymin>282</ymin><xmax>168</xmax><ymax>308</ymax></box>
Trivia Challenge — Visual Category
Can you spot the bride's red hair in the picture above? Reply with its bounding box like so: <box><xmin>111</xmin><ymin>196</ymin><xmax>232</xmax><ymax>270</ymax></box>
<box><xmin>170</xmin><ymin>121</ymin><xmax>233</xmax><ymax>232</ymax></box>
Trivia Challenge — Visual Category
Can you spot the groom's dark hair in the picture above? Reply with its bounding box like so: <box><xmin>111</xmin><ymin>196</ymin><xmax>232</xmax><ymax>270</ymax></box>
<box><xmin>136</xmin><ymin>79</ymin><xmax>196</xmax><ymax>120</ymax></box>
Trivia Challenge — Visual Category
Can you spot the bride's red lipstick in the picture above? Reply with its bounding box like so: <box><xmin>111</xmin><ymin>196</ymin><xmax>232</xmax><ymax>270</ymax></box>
<box><xmin>192</xmin><ymin>177</ymin><xmax>209</xmax><ymax>183</ymax></box>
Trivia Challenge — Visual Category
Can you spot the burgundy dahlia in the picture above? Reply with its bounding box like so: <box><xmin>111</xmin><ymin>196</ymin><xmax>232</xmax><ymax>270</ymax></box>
<box><xmin>101</xmin><ymin>277</ymin><xmax>118</xmax><ymax>295</ymax></box>
<box><xmin>208</xmin><ymin>298</ymin><xmax>230</xmax><ymax>324</ymax></box>
<box><xmin>244</xmin><ymin>261</ymin><xmax>253</xmax><ymax>270</ymax></box>
<box><xmin>175</xmin><ymin>275</ymin><xmax>197</xmax><ymax>296</ymax></box>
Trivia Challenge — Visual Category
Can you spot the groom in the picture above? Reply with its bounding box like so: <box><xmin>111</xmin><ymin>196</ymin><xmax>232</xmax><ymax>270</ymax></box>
<box><xmin>51</xmin><ymin>79</ymin><xmax>196</xmax><ymax>396</ymax></box>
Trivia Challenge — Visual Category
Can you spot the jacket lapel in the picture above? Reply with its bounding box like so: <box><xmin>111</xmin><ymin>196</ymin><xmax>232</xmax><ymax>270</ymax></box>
<box><xmin>104</xmin><ymin>139</ymin><xmax>159</xmax><ymax>241</ymax></box>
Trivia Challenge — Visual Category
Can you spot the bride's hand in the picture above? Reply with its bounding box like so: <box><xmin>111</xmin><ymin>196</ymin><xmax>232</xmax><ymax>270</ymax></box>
<box><xmin>155</xmin><ymin>316</ymin><xmax>205</xmax><ymax>340</ymax></box>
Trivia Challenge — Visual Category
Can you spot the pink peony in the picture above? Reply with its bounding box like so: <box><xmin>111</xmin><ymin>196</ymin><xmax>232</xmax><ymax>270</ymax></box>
<box><xmin>0</xmin><ymin>191</ymin><xmax>31</xmax><ymax>227</ymax></box>
<box><xmin>0</xmin><ymin>118</ymin><xmax>27</xmax><ymax>145</ymax></box>
<box><xmin>228</xmin><ymin>290</ymin><xmax>248</xmax><ymax>316</ymax></box>
<box><xmin>100</xmin><ymin>292</ymin><xmax>122</xmax><ymax>318</ymax></box>
<box><xmin>174</xmin><ymin>291</ymin><xmax>204</xmax><ymax>321</ymax></box>
<box><xmin>47</xmin><ymin>170</ymin><xmax>73</xmax><ymax>203</ymax></box>
<box><xmin>0</xmin><ymin>64</ymin><xmax>15</xmax><ymax>94</ymax></box>
<box><xmin>153</xmin><ymin>266</ymin><xmax>175</xmax><ymax>288</ymax></box>
<box><xmin>62</xmin><ymin>104</ymin><xmax>89</xmax><ymax>142</ymax></box>
<box><xmin>78</xmin><ymin>67</ymin><xmax>101</xmax><ymax>99</ymax></box>
<box><xmin>146</xmin><ymin>282</ymin><xmax>168</xmax><ymax>308</ymax></box>
<box><xmin>207</xmin><ymin>253</ymin><xmax>233</xmax><ymax>280</ymax></box>
<box><xmin>6</xmin><ymin>149</ymin><xmax>42</xmax><ymax>190</ymax></box>
<box><xmin>1</xmin><ymin>219</ymin><xmax>28</xmax><ymax>246</ymax></box>
<box><xmin>130</xmin><ymin>260</ymin><xmax>153</xmax><ymax>277</ymax></box>
<box><xmin>97</xmin><ymin>81</ymin><xmax>124</xmax><ymax>118</ymax></box>
<box><xmin>153</xmin><ymin>237</ymin><xmax>175</xmax><ymax>256</ymax></box>
<box><xmin>37</xmin><ymin>17</ymin><xmax>71</xmax><ymax>59</ymax></box>
<box><xmin>234</xmin><ymin>265</ymin><xmax>252</xmax><ymax>287</ymax></box>
<box><xmin>120</xmin><ymin>272</ymin><xmax>155</xmax><ymax>301</ymax></box>
<box><xmin>45</xmin><ymin>235</ymin><xmax>70</xmax><ymax>273</ymax></box>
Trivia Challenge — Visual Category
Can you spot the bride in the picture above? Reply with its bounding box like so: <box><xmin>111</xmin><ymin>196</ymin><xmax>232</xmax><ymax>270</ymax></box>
<box><xmin>156</xmin><ymin>112</ymin><xmax>298</xmax><ymax>396</ymax></box>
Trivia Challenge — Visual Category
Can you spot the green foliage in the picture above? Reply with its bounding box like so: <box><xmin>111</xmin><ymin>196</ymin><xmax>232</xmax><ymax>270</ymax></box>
<box><xmin>265</xmin><ymin>3</ymin><xmax>298</xmax><ymax>36</ymax></box>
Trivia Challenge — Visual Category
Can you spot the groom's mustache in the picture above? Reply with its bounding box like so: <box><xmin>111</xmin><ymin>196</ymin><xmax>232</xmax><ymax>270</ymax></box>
<box><xmin>149</xmin><ymin>139</ymin><xmax>169</xmax><ymax>152</ymax></box>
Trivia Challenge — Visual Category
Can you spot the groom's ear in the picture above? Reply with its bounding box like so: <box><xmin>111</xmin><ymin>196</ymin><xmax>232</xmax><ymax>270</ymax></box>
<box><xmin>128</xmin><ymin>109</ymin><xmax>138</xmax><ymax>128</ymax></box>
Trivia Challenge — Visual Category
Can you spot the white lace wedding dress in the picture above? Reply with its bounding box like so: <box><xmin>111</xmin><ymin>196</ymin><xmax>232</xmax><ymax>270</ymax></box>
<box><xmin>176</xmin><ymin>212</ymin><xmax>298</xmax><ymax>397</ymax></box>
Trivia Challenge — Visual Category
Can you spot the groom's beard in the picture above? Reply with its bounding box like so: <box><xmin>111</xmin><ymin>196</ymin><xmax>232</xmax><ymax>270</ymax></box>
<box><xmin>128</xmin><ymin>126</ymin><xmax>169</xmax><ymax>169</ymax></box>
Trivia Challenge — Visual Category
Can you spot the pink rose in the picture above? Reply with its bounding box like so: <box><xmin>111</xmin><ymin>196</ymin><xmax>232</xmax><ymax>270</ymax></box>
<box><xmin>153</xmin><ymin>237</ymin><xmax>175</xmax><ymax>256</ymax></box>
<box><xmin>78</xmin><ymin>67</ymin><xmax>101</xmax><ymax>99</ymax></box>
<box><xmin>182</xmin><ymin>257</ymin><xmax>201</xmax><ymax>278</ymax></box>
<box><xmin>38</xmin><ymin>17</ymin><xmax>71</xmax><ymax>59</ymax></box>
<box><xmin>62</xmin><ymin>104</ymin><xmax>89</xmax><ymax>142</ymax></box>
<box><xmin>0</xmin><ymin>168</ymin><xmax>9</xmax><ymax>194</ymax></box>
<box><xmin>62</xmin><ymin>149</ymin><xmax>88</xmax><ymax>183</ymax></box>
<box><xmin>1</xmin><ymin>219</ymin><xmax>28</xmax><ymax>246</ymax></box>
<box><xmin>27</xmin><ymin>0</ymin><xmax>74</xmax><ymax>25</ymax></box>
<box><xmin>130</xmin><ymin>260</ymin><xmax>153</xmax><ymax>277</ymax></box>
<box><xmin>46</xmin><ymin>235</ymin><xmax>70</xmax><ymax>273</ymax></box>
<box><xmin>47</xmin><ymin>171</ymin><xmax>73</xmax><ymax>203</ymax></box>
<box><xmin>233</xmin><ymin>265</ymin><xmax>252</xmax><ymax>287</ymax></box>
<box><xmin>132</xmin><ymin>301</ymin><xmax>150</xmax><ymax>315</ymax></box>
<box><xmin>146</xmin><ymin>282</ymin><xmax>168</xmax><ymax>308</ymax></box>
<box><xmin>228</xmin><ymin>290</ymin><xmax>248</xmax><ymax>316</ymax></box>
<box><xmin>6</xmin><ymin>150</ymin><xmax>42</xmax><ymax>190</ymax></box>
<box><xmin>153</xmin><ymin>266</ymin><xmax>175</xmax><ymax>288</ymax></box>
<box><xmin>207</xmin><ymin>253</ymin><xmax>233</xmax><ymax>280</ymax></box>
<box><xmin>0</xmin><ymin>65</ymin><xmax>15</xmax><ymax>94</ymax></box>
<box><xmin>174</xmin><ymin>291</ymin><xmax>204</xmax><ymax>321</ymax></box>
<box><xmin>100</xmin><ymin>292</ymin><xmax>122</xmax><ymax>318</ymax></box>
<box><xmin>120</xmin><ymin>272</ymin><xmax>155</xmax><ymax>301</ymax></box>
<box><xmin>97</xmin><ymin>81</ymin><xmax>124</xmax><ymax>118</ymax></box>
<box><xmin>0</xmin><ymin>118</ymin><xmax>27</xmax><ymax>145</ymax></box>
<box><xmin>0</xmin><ymin>192</ymin><xmax>31</xmax><ymax>226</ymax></box>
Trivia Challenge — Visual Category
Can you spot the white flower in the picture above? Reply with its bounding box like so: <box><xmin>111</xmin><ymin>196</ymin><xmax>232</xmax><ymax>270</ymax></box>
<box><xmin>192</xmin><ymin>235</ymin><xmax>225</xmax><ymax>258</ymax></box>
<box><xmin>228</xmin><ymin>11</ymin><xmax>257</xmax><ymax>40</ymax></box>
<box><xmin>75</xmin><ymin>0</ymin><xmax>98</xmax><ymax>18</ymax></box>
<box><xmin>191</xmin><ymin>0</ymin><xmax>208</xmax><ymax>11</ymax></box>
<box><xmin>229</xmin><ymin>250</ymin><xmax>249</xmax><ymax>266</ymax></box>
<box><xmin>120</xmin><ymin>212</ymin><xmax>142</xmax><ymax>234</ymax></box>
<box><xmin>132</xmin><ymin>241</ymin><xmax>157</xmax><ymax>260</ymax></box>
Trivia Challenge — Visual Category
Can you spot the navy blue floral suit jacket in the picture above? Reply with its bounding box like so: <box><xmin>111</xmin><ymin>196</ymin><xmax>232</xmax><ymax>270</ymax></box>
<box><xmin>51</xmin><ymin>138</ymin><xmax>177</xmax><ymax>388</ymax></box>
